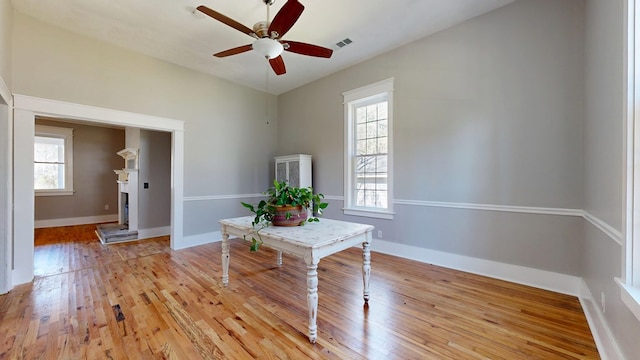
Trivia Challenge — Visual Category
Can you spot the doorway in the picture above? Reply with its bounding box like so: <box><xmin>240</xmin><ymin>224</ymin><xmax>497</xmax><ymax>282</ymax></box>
<box><xmin>12</xmin><ymin>95</ymin><xmax>184</xmax><ymax>287</ymax></box>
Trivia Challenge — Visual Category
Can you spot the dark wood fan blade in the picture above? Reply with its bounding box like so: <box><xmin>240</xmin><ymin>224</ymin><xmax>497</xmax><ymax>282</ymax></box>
<box><xmin>197</xmin><ymin>5</ymin><xmax>254</xmax><ymax>36</ymax></box>
<box><xmin>284</xmin><ymin>41</ymin><xmax>333</xmax><ymax>58</ymax></box>
<box><xmin>269</xmin><ymin>55</ymin><xmax>287</xmax><ymax>75</ymax></box>
<box><xmin>214</xmin><ymin>44</ymin><xmax>253</xmax><ymax>58</ymax></box>
<box><xmin>268</xmin><ymin>0</ymin><xmax>304</xmax><ymax>39</ymax></box>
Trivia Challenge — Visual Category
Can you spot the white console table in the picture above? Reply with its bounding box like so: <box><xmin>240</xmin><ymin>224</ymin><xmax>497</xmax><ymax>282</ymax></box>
<box><xmin>218</xmin><ymin>216</ymin><xmax>374</xmax><ymax>343</ymax></box>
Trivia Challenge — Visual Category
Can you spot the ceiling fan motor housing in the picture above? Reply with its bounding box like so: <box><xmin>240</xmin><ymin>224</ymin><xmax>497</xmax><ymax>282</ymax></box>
<box><xmin>253</xmin><ymin>21</ymin><xmax>271</xmax><ymax>38</ymax></box>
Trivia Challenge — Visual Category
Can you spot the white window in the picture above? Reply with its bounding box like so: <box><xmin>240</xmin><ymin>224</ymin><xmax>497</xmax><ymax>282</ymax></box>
<box><xmin>621</xmin><ymin>0</ymin><xmax>640</xmax><ymax>321</ymax></box>
<box><xmin>343</xmin><ymin>78</ymin><xmax>394</xmax><ymax>219</ymax></box>
<box><xmin>34</xmin><ymin>125</ymin><xmax>74</xmax><ymax>196</ymax></box>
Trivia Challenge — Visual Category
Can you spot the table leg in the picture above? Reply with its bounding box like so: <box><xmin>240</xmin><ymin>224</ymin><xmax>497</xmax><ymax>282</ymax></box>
<box><xmin>221</xmin><ymin>232</ymin><xmax>230</xmax><ymax>286</ymax></box>
<box><xmin>277</xmin><ymin>250</ymin><xmax>283</xmax><ymax>266</ymax></box>
<box><xmin>306</xmin><ymin>258</ymin><xmax>319</xmax><ymax>343</ymax></box>
<box><xmin>362</xmin><ymin>237</ymin><xmax>371</xmax><ymax>303</ymax></box>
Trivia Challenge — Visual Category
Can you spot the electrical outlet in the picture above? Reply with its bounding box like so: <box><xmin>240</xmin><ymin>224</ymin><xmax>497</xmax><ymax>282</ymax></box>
<box><xmin>377</xmin><ymin>230</ymin><xmax>383</xmax><ymax>238</ymax></box>
<box><xmin>104</xmin><ymin>204</ymin><xmax>109</xmax><ymax>211</ymax></box>
<box><xmin>601</xmin><ymin>292</ymin><xmax>606</xmax><ymax>313</ymax></box>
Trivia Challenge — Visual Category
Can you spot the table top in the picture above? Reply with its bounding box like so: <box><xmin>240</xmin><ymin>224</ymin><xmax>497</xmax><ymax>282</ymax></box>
<box><xmin>219</xmin><ymin>216</ymin><xmax>374</xmax><ymax>249</ymax></box>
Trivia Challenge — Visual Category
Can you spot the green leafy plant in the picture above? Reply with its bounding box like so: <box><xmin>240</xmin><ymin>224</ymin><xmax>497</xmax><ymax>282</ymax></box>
<box><xmin>241</xmin><ymin>179</ymin><xmax>329</xmax><ymax>251</ymax></box>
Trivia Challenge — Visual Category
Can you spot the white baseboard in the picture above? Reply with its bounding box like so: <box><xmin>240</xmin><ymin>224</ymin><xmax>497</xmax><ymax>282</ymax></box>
<box><xmin>371</xmin><ymin>239</ymin><xmax>582</xmax><ymax>296</ymax></box>
<box><xmin>138</xmin><ymin>226</ymin><xmax>171</xmax><ymax>240</ymax></box>
<box><xmin>35</xmin><ymin>214</ymin><xmax>118</xmax><ymax>228</ymax></box>
<box><xmin>579</xmin><ymin>281</ymin><xmax>625</xmax><ymax>360</ymax></box>
<box><xmin>176</xmin><ymin>231</ymin><xmax>221</xmax><ymax>250</ymax></box>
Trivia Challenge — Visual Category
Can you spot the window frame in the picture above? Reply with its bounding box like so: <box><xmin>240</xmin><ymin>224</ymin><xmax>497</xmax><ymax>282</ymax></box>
<box><xmin>342</xmin><ymin>78</ymin><xmax>395</xmax><ymax>219</ymax></box>
<box><xmin>34</xmin><ymin>125</ymin><xmax>74</xmax><ymax>196</ymax></box>
<box><xmin>621</xmin><ymin>0</ymin><xmax>640</xmax><ymax>321</ymax></box>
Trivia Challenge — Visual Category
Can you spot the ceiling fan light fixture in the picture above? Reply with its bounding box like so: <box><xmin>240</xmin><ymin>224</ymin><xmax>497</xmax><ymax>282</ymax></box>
<box><xmin>252</xmin><ymin>38</ymin><xmax>284</xmax><ymax>59</ymax></box>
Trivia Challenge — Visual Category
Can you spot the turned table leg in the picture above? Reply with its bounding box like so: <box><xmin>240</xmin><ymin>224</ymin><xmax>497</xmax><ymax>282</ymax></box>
<box><xmin>221</xmin><ymin>232</ymin><xmax>230</xmax><ymax>286</ymax></box>
<box><xmin>362</xmin><ymin>238</ymin><xmax>371</xmax><ymax>303</ymax></box>
<box><xmin>306</xmin><ymin>257</ymin><xmax>319</xmax><ymax>343</ymax></box>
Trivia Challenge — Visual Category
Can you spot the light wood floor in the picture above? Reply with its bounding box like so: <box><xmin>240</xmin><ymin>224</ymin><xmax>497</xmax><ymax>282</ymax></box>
<box><xmin>0</xmin><ymin>224</ymin><xmax>599</xmax><ymax>359</ymax></box>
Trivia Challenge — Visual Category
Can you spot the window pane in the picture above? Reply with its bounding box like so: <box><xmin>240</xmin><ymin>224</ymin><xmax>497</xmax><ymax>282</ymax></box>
<box><xmin>357</xmin><ymin>123</ymin><xmax>367</xmax><ymax>139</ymax></box>
<box><xmin>377</xmin><ymin>138</ymin><xmax>388</xmax><ymax>154</ymax></box>
<box><xmin>367</xmin><ymin>122</ymin><xmax>377</xmax><ymax>138</ymax></box>
<box><xmin>34</xmin><ymin>163</ymin><xmax>64</xmax><ymax>189</ymax></box>
<box><xmin>35</xmin><ymin>136</ymin><xmax>64</xmax><ymax>163</ymax></box>
<box><xmin>375</xmin><ymin>190</ymin><xmax>387</xmax><ymax>208</ymax></box>
<box><xmin>356</xmin><ymin>107</ymin><xmax>367</xmax><ymax>124</ymax></box>
<box><xmin>366</xmin><ymin>139</ymin><xmax>377</xmax><ymax>154</ymax></box>
<box><xmin>357</xmin><ymin>139</ymin><xmax>367</xmax><ymax>155</ymax></box>
<box><xmin>366</xmin><ymin>105</ymin><xmax>377</xmax><ymax>122</ymax></box>
<box><xmin>363</xmin><ymin>156</ymin><xmax>376</xmax><ymax>172</ymax></box>
<box><xmin>377</xmin><ymin>120</ymin><xmax>388</xmax><ymax>137</ymax></box>
<box><xmin>375</xmin><ymin>181</ymin><xmax>387</xmax><ymax>191</ymax></box>
<box><xmin>377</xmin><ymin>102</ymin><xmax>388</xmax><ymax>119</ymax></box>
<box><xmin>356</xmin><ymin>156</ymin><xmax>367</xmax><ymax>173</ymax></box>
<box><xmin>376</xmin><ymin>155</ymin><xmax>388</xmax><ymax>172</ymax></box>
<box><xmin>356</xmin><ymin>189</ymin><xmax>365</xmax><ymax>206</ymax></box>
<box><xmin>364</xmin><ymin>189</ymin><xmax>376</xmax><ymax>207</ymax></box>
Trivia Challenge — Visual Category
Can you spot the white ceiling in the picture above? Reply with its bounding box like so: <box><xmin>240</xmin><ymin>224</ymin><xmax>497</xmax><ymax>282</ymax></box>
<box><xmin>12</xmin><ymin>0</ymin><xmax>514</xmax><ymax>95</ymax></box>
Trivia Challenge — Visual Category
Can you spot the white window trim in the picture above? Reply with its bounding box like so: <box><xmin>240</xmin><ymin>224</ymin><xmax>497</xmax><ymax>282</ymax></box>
<box><xmin>343</xmin><ymin>78</ymin><xmax>395</xmax><ymax>219</ymax></box>
<box><xmin>621</xmin><ymin>0</ymin><xmax>640</xmax><ymax>321</ymax></box>
<box><xmin>34</xmin><ymin>125</ymin><xmax>74</xmax><ymax>196</ymax></box>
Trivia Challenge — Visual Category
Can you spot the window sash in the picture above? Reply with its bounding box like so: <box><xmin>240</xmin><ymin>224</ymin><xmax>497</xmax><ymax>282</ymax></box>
<box><xmin>34</xmin><ymin>125</ymin><xmax>73</xmax><ymax>196</ymax></box>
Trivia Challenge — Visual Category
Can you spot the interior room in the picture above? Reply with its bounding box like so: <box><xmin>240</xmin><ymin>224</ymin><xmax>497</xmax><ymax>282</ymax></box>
<box><xmin>1</xmin><ymin>0</ymin><xmax>639</xmax><ymax>358</ymax></box>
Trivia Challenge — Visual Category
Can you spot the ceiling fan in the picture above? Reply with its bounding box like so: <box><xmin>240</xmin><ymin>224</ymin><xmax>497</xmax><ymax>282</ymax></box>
<box><xmin>197</xmin><ymin>0</ymin><xmax>333</xmax><ymax>76</ymax></box>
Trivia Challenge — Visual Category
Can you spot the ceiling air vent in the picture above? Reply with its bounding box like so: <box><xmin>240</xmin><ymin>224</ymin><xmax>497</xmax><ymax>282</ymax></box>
<box><xmin>335</xmin><ymin>38</ymin><xmax>353</xmax><ymax>49</ymax></box>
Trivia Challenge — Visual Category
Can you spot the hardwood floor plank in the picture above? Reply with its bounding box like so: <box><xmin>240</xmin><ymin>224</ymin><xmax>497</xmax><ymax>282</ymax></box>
<box><xmin>0</xmin><ymin>224</ymin><xmax>600</xmax><ymax>359</ymax></box>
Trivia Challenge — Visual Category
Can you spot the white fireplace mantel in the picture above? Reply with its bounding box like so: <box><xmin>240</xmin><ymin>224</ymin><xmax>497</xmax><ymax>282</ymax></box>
<box><xmin>114</xmin><ymin>148</ymin><xmax>139</xmax><ymax>232</ymax></box>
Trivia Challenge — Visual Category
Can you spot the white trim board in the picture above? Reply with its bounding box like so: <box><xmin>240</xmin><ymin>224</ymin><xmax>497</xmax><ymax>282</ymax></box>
<box><xmin>580</xmin><ymin>281</ymin><xmax>625</xmax><ymax>360</ymax></box>
<box><xmin>138</xmin><ymin>226</ymin><xmax>171</xmax><ymax>240</ymax></box>
<box><xmin>325</xmin><ymin>196</ymin><xmax>623</xmax><ymax>247</ymax></box>
<box><xmin>178</xmin><ymin>231</ymin><xmax>222</xmax><ymax>250</ymax></box>
<box><xmin>583</xmin><ymin>211</ymin><xmax>623</xmax><ymax>246</ymax></box>
<box><xmin>371</xmin><ymin>238</ymin><xmax>582</xmax><ymax>296</ymax></box>
<box><xmin>13</xmin><ymin>95</ymin><xmax>184</xmax><ymax>132</ymax></box>
<box><xmin>395</xmin><ymin>198</ymin><xmax>583</xmax><ymax>217</ymax></box>
<box><xmin>184</xmin><ymin>193</ymin><xmax>264</xmax><ymax>202</ymax></box>
<box><xmin>325</xmin><ymin>195</ymin><xmax>583</xmax><ymax>217</ymax></box>
<box><xmin>35</xmin><ymin>215</ymin><xmax>118</xmax><ymax>229</ymax></box>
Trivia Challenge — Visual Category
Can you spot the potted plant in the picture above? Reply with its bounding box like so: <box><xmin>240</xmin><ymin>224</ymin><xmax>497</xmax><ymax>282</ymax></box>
<box><xmin>241</xmin><ymin>179</ymin><xmax>329</xmax><ymax>251</ymax></box>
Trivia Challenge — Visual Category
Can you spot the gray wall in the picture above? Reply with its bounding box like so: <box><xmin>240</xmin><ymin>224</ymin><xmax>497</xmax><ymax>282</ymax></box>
<box><xmin>34</xmin><ymin>119</ymin><xmax>124</xmax><ymax>221</ymax></box>
<box><xmin>278</xmin><ymin>0</ymin><xmax>585</xmax><ymax>275</ymax></box>
<box><xmin>138</xmin><ymin>129</ymin><xmax>171</xmax><ymax>229</ymax></box>
<box><xmin>583</xmin><ymin>0</ymin><xmax>640</xmax><ymax>358</ymax></box>
<box><xmin>0</xmin><ymin>0</ymin><xmax>12</xmax><ymax>88</ymax></box>
<box><xmin>11</xmin><ymin>11</ymin><xmax>279</xmax><ymax>237</ymax></box>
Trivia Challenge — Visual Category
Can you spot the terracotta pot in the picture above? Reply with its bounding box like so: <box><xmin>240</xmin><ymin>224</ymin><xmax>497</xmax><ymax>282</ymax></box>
<box><xmin>272</xmin><ymin>205</ymin><xmax>308</xmax><ymax>226</ymax></box>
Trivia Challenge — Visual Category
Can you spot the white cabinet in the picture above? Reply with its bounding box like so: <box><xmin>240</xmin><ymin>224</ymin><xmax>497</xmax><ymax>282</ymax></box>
<box><xmin>275</xmin><ymin>154</ymin><xmax>312</xmax><ymax>188</ymax></box>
